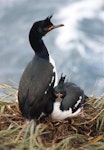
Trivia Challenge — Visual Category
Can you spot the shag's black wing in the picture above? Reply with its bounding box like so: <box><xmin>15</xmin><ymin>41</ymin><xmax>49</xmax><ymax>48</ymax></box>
<box><xmin>60</xmin><ymin>82</ymin><xmax>86</xmax><ymax>112</ymax></box>
<box><xmin>18</xmin><ymin>56</ymin><xmax>55</xmax><ymax>119</ymax></box>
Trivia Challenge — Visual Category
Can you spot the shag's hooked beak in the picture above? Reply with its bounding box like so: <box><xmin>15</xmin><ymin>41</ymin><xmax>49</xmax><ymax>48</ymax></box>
<box><xmin>46</xmin><ymin>24</ymin><xmax>64</xmax><ymax>32</ymax></box>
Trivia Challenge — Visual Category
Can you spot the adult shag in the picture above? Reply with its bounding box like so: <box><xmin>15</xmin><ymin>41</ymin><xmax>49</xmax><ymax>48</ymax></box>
<box><xmin>18</xmin><ymin>15</ymin><xmax>64</xmax><ymax>122</ymax></box>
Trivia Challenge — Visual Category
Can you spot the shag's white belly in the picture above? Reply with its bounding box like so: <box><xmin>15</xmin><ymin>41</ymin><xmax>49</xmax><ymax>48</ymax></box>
<box><xmin>51</xmin><ymin>102</ymin><xmax>81</xmax><ymax>120</ymax></box>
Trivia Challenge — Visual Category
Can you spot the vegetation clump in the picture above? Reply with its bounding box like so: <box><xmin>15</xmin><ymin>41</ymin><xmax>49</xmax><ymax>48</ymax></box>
<box><xmin>0</xmin><ymin>83</ymin><xmax>104</xmax><ymax>150</ymax></box>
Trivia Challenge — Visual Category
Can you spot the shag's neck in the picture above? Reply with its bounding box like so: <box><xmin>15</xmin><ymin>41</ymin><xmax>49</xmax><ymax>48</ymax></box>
<box><xmin>29</xmin><ymin>32</ymin><xmax>49</xmax><ymax>59</ymax></box>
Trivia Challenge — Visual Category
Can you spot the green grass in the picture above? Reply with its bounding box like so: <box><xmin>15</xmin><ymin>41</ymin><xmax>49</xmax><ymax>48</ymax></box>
<box><xmin>0</xmin><ymin>83</ymin><xmax>104</xmax><ymax>150</ymax></box>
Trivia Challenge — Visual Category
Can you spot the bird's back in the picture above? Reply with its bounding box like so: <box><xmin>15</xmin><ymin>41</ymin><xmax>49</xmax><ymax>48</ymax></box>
<box><xmin>60</xmin><ymin>82</ymin><xmax>85</xmax><ymax>112</ymax></box>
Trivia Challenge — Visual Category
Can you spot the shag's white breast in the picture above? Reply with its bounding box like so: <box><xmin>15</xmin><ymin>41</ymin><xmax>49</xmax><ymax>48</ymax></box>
<box><xmin>51</xmin><ymin>102</ymin><xmax>81</xmax><ymax>120</ymax></box>
<box><xmin>49</xmin><ymin>55</ymin><xmax>58</xmax><ymax>87</ymax></box>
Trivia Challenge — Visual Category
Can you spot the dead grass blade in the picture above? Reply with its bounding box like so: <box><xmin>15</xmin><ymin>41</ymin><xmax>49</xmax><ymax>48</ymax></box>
<box><xmin>0</xmin><ymin>83</ymin><xmax>104</xmax><ymax>150</ymax></box>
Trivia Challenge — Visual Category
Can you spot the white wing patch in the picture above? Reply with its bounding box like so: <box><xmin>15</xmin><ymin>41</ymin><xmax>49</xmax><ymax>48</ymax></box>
<box><xmin>51</xmin><ymin>102</ymin><xmax>82</xmax><ymax>120</ymax></box>
<box><xmin>44</xmin><ymin>90</ymin><xmax>47</xmax><ymax>94</ymax></box>
<box><xmin>74</xmin><ymin>96</ymin><xmax>82</xmax><ymax>108</ymax></box>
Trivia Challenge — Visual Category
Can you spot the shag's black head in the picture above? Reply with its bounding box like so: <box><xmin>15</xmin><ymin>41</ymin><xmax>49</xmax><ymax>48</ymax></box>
<box><xmin>29</xmin><ymin>15</ymin><xmax>64</xmax><ymax>39</ymax></box>
<box><xmin>54</xmin><ymin>74</ymin><xmax>66</xmax><ymax>98</ymax></box>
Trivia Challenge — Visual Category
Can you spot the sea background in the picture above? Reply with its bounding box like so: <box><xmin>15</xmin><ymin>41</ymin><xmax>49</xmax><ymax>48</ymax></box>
<box><xmin>0</xmin><ymin>0</ymin><xmax>104</xmax><ymax>97</ymax></box>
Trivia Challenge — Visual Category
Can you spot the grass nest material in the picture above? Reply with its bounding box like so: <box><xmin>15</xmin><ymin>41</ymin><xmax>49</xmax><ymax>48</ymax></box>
<box><xmin>0</xmin><ymin>83</ymin><xmax>104</xmax><ymax>150</ymax></box>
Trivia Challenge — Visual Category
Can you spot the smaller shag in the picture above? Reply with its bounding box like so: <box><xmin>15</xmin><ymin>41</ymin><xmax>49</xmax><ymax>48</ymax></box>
<box><xmin>51</xmin><ymin>74</ymin><xmax>88</xmax><ymax>120</ymax></box>
<box><xmin>18</xmin><ymin>15</ymin><xmax>64</xmax><ymax>122</ymax></box>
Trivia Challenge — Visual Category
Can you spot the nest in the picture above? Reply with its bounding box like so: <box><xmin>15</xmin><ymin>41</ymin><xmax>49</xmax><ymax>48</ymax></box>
<box><xmin>0</xmin><ymin>84</ymin><xmax>104</xmax><ymax>150</ymax></box>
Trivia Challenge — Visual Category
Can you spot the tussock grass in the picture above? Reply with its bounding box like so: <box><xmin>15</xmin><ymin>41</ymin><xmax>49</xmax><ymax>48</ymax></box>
<box><xmin>0</xmin><ymin>83</ymin><xmax>104</xmax><ymax>150</ymax></box>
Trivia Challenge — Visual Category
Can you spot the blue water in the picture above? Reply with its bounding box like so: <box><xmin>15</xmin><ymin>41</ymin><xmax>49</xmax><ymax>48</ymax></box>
<box><xmin>0</xmin><ymin>0</ymin><xmax>104</xmax><ymax>96</ymax></box>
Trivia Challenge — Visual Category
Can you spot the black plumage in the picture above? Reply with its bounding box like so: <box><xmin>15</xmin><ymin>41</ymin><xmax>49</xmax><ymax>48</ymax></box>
<box><xmin>18</xmin><ymin>15</ymin><xmax>64</xmax><ymax>121</ymax></box>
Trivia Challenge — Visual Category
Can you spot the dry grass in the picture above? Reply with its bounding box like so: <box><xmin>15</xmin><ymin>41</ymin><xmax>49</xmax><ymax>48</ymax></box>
<box><xmin>0</xmin><ymin>83</ymin><xmax>104</xmax><ymax>150</ymax></box>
